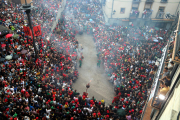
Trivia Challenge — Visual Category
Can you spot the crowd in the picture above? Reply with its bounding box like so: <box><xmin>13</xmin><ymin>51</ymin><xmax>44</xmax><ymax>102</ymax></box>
<box><xmin>0</xmin><ymin>0</ymin><xmax>175</xmax><ymax>119</ymax></box>
<box><xmin>0</xmin><ymin>0</ymin><xmax>85</xmax><ymax>120</ymax></box>
<box><xmin>61</xmin><ymin>0</ymin><xmax>175</xmax><ymax>119</ymax></box>
<box><xmin>154</xmin><ymin>39</ymin><xmax>175</xmax><ymax>107</ymax></box>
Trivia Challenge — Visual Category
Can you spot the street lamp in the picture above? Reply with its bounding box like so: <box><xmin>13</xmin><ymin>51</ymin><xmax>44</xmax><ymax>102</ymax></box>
<box><xmin>20</xmin><ymin>0</ymin><xmax>38</xmax><ymax>60</ymax></box>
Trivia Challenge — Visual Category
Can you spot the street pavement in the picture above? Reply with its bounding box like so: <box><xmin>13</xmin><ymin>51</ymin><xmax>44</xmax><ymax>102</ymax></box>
<box><xmin>2</xmin><ymin>0</ymin><xmax>114</xmax><ymax>105</ymax></box>
<box><xmin>51</xmin><ymin>1</ymin><xmax>114</xmax><ymax>106</ymax></box>
<box><xmin>72</xmin><ymin>34</ymin><xmax>114</xmax><ymax>105</ymax></box>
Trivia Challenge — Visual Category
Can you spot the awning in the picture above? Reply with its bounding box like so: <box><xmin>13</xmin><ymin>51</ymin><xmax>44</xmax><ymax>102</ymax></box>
<box><xmin>151</xmin><ymin>19</ymin><xmax>175</xmax><ymax>22</ymax></box>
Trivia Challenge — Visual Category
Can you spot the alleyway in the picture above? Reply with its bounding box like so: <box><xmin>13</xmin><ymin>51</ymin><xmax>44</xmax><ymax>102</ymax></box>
<box><xmin>72</xmin><ymin>34</ymin><xmax>114</xmax><ymax>105</ymax></box>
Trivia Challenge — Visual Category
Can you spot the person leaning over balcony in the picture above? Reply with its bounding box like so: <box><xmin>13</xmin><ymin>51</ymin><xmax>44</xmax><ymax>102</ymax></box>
<box><xmin>168</xmin><ymin>61</ymin><xmax>174</xmax><ymax>71</ymax></box>
<box><xmin>159</xmin><ymin>75</ymin><xmax>171</xmax><ymax>87</ymax></box>
<box><xmin>159</xmin><ymin>81</ymin><xmax>170</xmax><ymax>96</ymax></box>
<box><xmin>154</xmin><ymin>81</ymin><xmax>170</xmax><ymax>106</ymax></box>
<box><xmin>159</xmin><ymin>67</ymin><xmax>170</xmax><ymax>80</ymax></box>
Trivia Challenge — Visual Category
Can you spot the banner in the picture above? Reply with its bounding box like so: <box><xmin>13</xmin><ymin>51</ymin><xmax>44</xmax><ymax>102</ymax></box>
<box><xmin>148</xmin><ymin>46</ymin><xmax>167</xmax><ymax>101</ymax></box>
<box><xmin>23</xmin><ymin>26</ymin><xmax>31</xmax><ymax>36</ymax></box>
<box><xmin>33</xmin><ymin>25</ymin><xmax>42</xmax><ymax>36</ymax></box>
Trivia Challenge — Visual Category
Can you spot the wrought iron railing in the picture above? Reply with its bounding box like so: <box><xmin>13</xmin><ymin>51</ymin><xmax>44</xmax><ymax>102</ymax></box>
<box><xmin>129</xmin><ymin>12</ymin><xmax>139</xmax><ymax>19</ymax></box>
<box><xmin>142</xmin><ymin>12</ymin><xmax>152</xmax><ymax>19</ymax></box>
<box><xmin>156</xmin><ymin>12</ymin><xmax>165</xmax><ymax>19</ymax></box>
<box><xmin>172</xmin><ymin>16</ymin><xmax>180</xmax><ymax>64</ymax></box>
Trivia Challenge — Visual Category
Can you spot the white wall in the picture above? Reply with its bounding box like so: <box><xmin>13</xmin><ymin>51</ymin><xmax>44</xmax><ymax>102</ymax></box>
<box><xmin>150</xmin><ymin>0</ymin><xmax>180</xmax><ymax>18</ymax></box>
<box><xmin>103</xmin><ymin>0</ymin><xmax>113</xmax><ymax>18</ymax></box>
<box><xmin>111</xmin><ymin>0</ymin><xmax>133</xmax><ymax>18</ymax></box>
<box><xmin>102</xmin><ymin>6</ymin><xmax>109</xmax><ymax>22</ymax></box>
<box><xmin>103</xmin><ymin>0</ymin><xmax>134</xmax><ymax>19</ymax></box>
<box><xmin>138</xmin><ymin>1</ymin><xmax>146</xmax><ymax>18</ymax></box>
<box><xmin>103</xmin><ymin>0</ymin><xmax>180</xmax><ymax>19</ymax></box>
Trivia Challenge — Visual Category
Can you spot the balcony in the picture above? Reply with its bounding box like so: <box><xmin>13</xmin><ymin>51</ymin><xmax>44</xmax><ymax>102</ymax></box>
<box><xmin>156</xmin><ymin>12</ymin><xmax>165</xmax><ymax>19</ymax></box>
<box><xmin>172</xmin><ymin>16</ymin><xmax>180</xmax><ymax>64</ymax></box>
<box><xmin>140</xmin><ymin>15</ymin><xmax>179</xmax><ymax>120</ymax></box>
<box><xmin>146</xmin><ymin>0</ymin><xmax>154</xmax><ymax>2</ymax></box>
<box><xmin>129</xmin><ymin>11</ymin><xmax>139</xmax><ymax>19</ymax></box>
<box><xmin>142</xmin><ymin>12</ymin><xmax>152</xmax><ymax>19</ymax></box>
<box><xmin>132</xmin><ymin>0</ymin><xmax>141</xmax><ymax>3</ymax></box>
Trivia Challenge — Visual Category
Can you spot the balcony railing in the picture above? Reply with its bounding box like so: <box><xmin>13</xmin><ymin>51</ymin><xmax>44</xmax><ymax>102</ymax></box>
<box><xmin>156</xmin><ymin>12</ymin><xmax>165</xmax><ymax>19</ymax></box>
<box><xmin>140</xmin><ymin>15</ymin><xmax>179</xmax><ymax>120</ymax></box>
<box><xmin>129</xmin><ymin>12</ymin><xmax>139</xmax><ymax>19</ymax></box>
<box><xmin>142</xmin><ymin>12</ymin><xmax>152</xmax><ymax>19</ymax></box>
<box><xmin>172</xmin><ymin>16</ymin><xmax>180</xmax><ymax>64</ymax></box>
<box><xmin>146</xmin><ymin>0</ymin><xmax>154</xmax><ymax>2</ymax></box>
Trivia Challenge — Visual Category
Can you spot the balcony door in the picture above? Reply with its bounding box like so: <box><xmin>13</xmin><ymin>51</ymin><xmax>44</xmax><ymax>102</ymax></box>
<box><xmin>156</xmin><ymin>6</ymin><xmax>165</xmax><ymax>18</ymax></box>
<box><xmin>132</xmin><ymin>3</ymin><xmax>139</xmax><ymax>11</ymax></box>
<box><xmin>144</xmin><ymin>3</ymin><xmax>152</xmax><ymax>11</ymax></box>
<box><xmin>158</xmin><ymin>6</ymin><xmax>165</xmax><ymax>12</ymax></box>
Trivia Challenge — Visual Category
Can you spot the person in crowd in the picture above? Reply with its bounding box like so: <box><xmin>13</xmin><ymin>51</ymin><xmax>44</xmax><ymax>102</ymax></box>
<box><xmin>0</xmin><ymin>0</ymin><xmax>175</xmax><ymax>119</ymax></box>
<box><xmin>160</xmin><ymin>67</ymin><xmax>170</xmax><ymax>80</ymax></box>
<box><xmin>154</xmin><ymin>81</ymin><xmax>170</xmax><ymax>106</ymax></box>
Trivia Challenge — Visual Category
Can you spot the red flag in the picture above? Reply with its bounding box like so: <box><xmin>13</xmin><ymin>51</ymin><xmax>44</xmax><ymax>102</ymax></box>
<box><xmin>23</xmin><ymin>26</ymin><xmax>31</xmax><ymax>36</ymax></box>
<box><xmin>33</xmin><ymin>25</ymin><xmax>42</xmax><ymax>36</ymax></box>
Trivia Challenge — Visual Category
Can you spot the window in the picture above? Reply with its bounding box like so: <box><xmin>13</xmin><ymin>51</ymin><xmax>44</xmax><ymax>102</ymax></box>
<box><xmin>132</xmin><ymin>3</ymin><xmax>139</xmax><ymax>10</ymax></box>
<box><xmin>144</xmin><ymin>3</ymin><xmax>152</xmax><ymax>10</ymax></box>
<box><xmin>161</xmin><ymin>0</ymin><xmax>167</xmax><ymax>2</ymax></box>
<box><xmin>120</xmin><ymin>8</ymin><xmax>125</xmax><ymax>14</ymax></box>
<box><xmin>158</xmin><ymin>7</ymin><xmax>165</xmax><ymax>12</ymax></box>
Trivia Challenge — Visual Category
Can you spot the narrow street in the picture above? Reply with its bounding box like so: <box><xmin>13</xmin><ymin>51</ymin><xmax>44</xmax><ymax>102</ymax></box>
<box><xmin>50</xmin><ymin>0</ymin><xmax>114</xmax><ymax>106</ymax></box>
<box><xmin>72</xmin><ymin>34</ymin><xmax>114</xmax><ymax>105</ymax></box>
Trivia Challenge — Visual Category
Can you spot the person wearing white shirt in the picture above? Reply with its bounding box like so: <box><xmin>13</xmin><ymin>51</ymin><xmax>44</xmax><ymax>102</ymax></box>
<box><xmin>46</xmin><ymin>108</ymin><xmax>51</xmax><ymax>115</ymax></box>
<box><xmin>10</xmin><ymin>87</ymin><xmax>14</xmax><ymax>94</ymax></box>
<box><xmin>0</xmin><ymin>75</ymin><xmax>4</xmax><ymax>81</ymax></box>
<box><xmin>25</xmin><ymin>98</ymin><xmax>28</xmax><ymax>103</ymax></box>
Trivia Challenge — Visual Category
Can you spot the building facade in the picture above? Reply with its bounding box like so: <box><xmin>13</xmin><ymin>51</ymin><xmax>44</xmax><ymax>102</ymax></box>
<box><xmin>101</xmin><ymin>0</ymin><xmax>180</xmax><ymax>28</ymax></box>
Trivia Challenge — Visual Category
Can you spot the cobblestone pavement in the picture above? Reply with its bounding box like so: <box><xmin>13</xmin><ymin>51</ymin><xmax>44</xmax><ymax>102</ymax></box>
<box><xmin>72</xmin><ymin>34</ymin><xmax>114</xmax><ymax>105</ymax></box>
